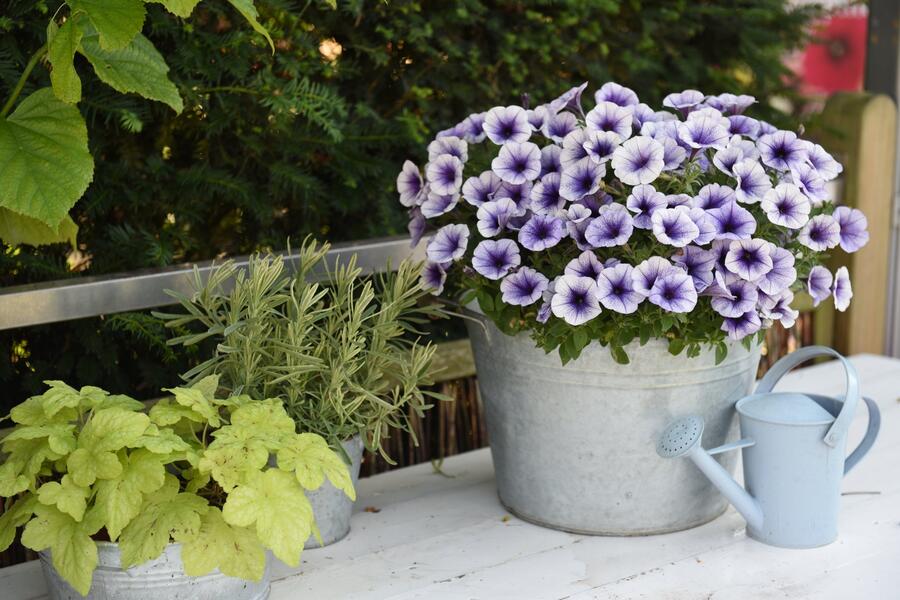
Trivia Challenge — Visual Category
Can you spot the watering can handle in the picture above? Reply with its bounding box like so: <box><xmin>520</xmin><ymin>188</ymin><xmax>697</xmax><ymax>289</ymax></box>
<box><xmin>755</xmin><ymin>345</ymin><xmax>859</xmax><ymax>448</ymax></box>
<box><xmin>844</xmin><ymin>397</ymin><xmax>881</xmax><ymax>475</ymax></box>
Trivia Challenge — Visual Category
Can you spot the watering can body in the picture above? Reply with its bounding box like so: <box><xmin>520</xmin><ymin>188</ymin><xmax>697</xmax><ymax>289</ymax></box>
<box><xmin>658</xmin><ymin>346</ymin><xmax>881</xmax><ymax>549</ymax></box>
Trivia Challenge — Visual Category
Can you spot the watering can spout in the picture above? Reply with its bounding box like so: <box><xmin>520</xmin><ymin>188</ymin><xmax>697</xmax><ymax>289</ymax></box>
<box><xmin>656</xmin><ymin>416</ymin><xmax>764</xmax><ymax>531</ymax></box>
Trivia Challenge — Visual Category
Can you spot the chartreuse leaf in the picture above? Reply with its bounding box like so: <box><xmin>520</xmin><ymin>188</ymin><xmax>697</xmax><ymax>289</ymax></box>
<box><xmin>3</xmin><ymin>423</ymin><xmax>77</xmax><ymax>455</ymax></box>
<box><xmin>21</xmin><ymin>504</ymin><xmax>103</xmax><ymax>596</ymax></box>
<box><xmin>36</xmin><ymin>381</ymin><xmax>82</xmax><ymax>418</ymax></box>
<box><xmin>78</xmin><ymin>30</ymin><xmax>183</xmax><ymax>113</ymax></box>
<box><xmin>67</xmin><ymin>407</ymin><xmax>151</xmax><ymax>486</ymax></box>
<box><xmin>77</xmin><ymin>386</ymin><xmax>144</xmax><ymax>411</ymax></box>
<box><xmin>0</xmin><ymin>494</ymin><xmax>37</xmax><ymax>552</ymax></box>
<box><xmin>48</xmin><ymin>18</ymin><xmax>83</xmax><ymax>103</ymax></box>
<box><xmin>0</xmin><ymin>461</ymin><xmax>30</xmax><ymax>497</ymax></box>
<box><xmin>67</xmin><ymin>0</ymin><xmax>146</xmax><ymax>50</ymax></box>
<box><xmin>37</xmin><ymin>475</ymin><xmax>89</xmax><ymax>522</ymax></box>
<box><xmin>135</xmin><ymin>424</ymin><xmax>192</xmax><ymax>455</ymax></box>
<box><xmin>0</xmin><ymin>87</ymin><xmax>93</xmax><ymax>228</ymax></box>
<box><xmin>277</xmin><ymin>433</ymin><xmax>355</xmax><ymax>500</ymax></box>
<box><xmin>226</xmin><ymin>0</ymin><xmax>274</xmax><ymax>51</ymax></box>
<box><xmin>118</xmin><ymin>474</ymin><xmax>208</xmax><ymax>568</ymax></box>
<box><xmin>0</xmin><ymin>209</ymin><xmax>78</xmax><ymax>247</ymax></box>
<box><xmin>95</xmin><ymin>449</ymin><xmax>167</xmax><ymax>540</ymax></box>
<box><xmin>222</xmin><ymin>470</ymin><xmax>313</xmax><ymax>566</ymax></box>
<box><xmin>180</xmin><ymin>507</ymin><xmax>265</xmax><ymax>580</ymax></box>
<box><xmin>1</xmin><ymin>438</ymin><xmax>65</xmax><ymax>491</ymax></box>
<box><xmin>163</xmin><ymin>382</ymin><xmax>220</xmax><ymax>426</ymax></box>
<box><xmin>67</xmin><ymin>447</ymin><xmax>122</xmax><ymax>487</ymax></box>
<box><xmin>230</xmin><ymin>398</ymin><xmax>296</xmax><ymax>436</ymax></box>
<box><xmin>149</xmin><ymin>398</ymin><xmax>205</xmax><ymax>426</ymax></box>
<box><xmin>151</xmin><ymin>0</ymin><xmax>202</xmax><ymax>18</ymax></box>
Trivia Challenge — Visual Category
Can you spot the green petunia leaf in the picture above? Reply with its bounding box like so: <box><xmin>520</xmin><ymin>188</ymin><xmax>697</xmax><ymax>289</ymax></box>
<box><xmin>222</xmin><ymin>469</ymin><xmax>312</xmax><ymax>566</ymax></box>
<box><xmin>67</xmin><ymin>0</ymin><xmax>146</xmax><ymax>50</ymax></box>
<box><xmin>180</xmin><ymin>507</ymin><xmax>265</xmax><ymax>580</ymax></box>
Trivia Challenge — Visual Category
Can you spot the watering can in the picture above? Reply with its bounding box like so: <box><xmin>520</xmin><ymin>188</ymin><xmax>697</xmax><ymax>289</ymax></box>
<box><xmin>657</xmin><ymin>346</ymin><xmax>880</xmax><ymax>548</ymax></box>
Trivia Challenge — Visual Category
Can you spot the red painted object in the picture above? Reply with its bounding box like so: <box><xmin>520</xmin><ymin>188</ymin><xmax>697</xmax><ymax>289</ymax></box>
<box><xmin>796</xmin><ymin>10</ymin><xmax>868</xmax><ymax>95</ymax></box>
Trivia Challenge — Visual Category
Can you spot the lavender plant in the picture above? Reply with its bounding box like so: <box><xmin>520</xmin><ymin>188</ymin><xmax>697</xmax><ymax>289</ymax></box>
<box><xmin>398</xmin><ymin>83</ymin><xmax>869</xmax><ymax>364</ymax></box>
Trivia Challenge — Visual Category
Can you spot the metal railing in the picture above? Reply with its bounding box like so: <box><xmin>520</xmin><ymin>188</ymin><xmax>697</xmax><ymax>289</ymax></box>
<box><xmin>0</xmin><ymin>236</ymin><xmax>422</xmax><ymax>330</ymax></box>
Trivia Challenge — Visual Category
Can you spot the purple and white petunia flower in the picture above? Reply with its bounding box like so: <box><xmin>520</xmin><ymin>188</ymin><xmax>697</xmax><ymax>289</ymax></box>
<box><xmin>421</xmin><ymin>190</ymin><xmax>459</xmax><ymax>218</ymax></box>
<box><xmin>476</xmin><ymin>197</ymin><xmax>521</xmax><ymax>237</ymax></box>
<box><xmin>709</xmin><ymin>239</ymin><xmax>732</xmax><ymax>273</ymax></box>
<box><xmin>547</xmin><ymin>82</ymin><xmax>589</xmax><ymax>115</ymax></box>
<box><xmin>732</xmin><ymin>158</ymin><xmax>772</xmax><ymax>204</ymax></box>
<box><xmin>472</xmin><ymin>239</ymin><xmax>521</xmax><ymax>280</ymax></box>
<box><xmin>595</xmin><ymin>82</ymin><xmax>639</xmax><ymax>107</ymax></box>
<box><xmin>651</xmin><ymin>207</ymin><xmax>700</xmax><ymax>247</ymax></box>
<box><xmin>631</xmin><ymin>103</ymin><xmax>657</xmax><ymax>129</ymax></box>
<box><xmin>790</xmin><ymin>163</ymin><xmax>828</xmax><ymax>205</ymax></box>
<box><xmin>551</xmin><ymin>275</ymin><xmax>602</xmax><ymax>325</ymax></box>
<box><xmin>798</xmin><ymin>214</ymin><xmax>841</xmax><ymax>251</ymax></box>
<box><xmin>483</xmin><ymin>105</ymin><xmax>531</xmax><ymax>145</ymax></box>
<box><xmin>611</xmin><ymin>136</ymin><xmax>665</xmax><ymax>186</ymax></box>
<box><xmin>585</xmin><ymin>101</ymin><xmax>633</xmax><ymax>139</ymax></box>
<box><xmin>757</xmin><ymin>130</ymin><xmax>808</xmax><ymax>172</ymax></box>
<box><xmin>706</xmin><ymin>93</ymin><xmax>756</xmax><ymax>115</ymax></box>
<box><xmin>713</xmin><ymin>144</ymin><xmax>745</xmax><ymax>176</ymax></box>
<box><xmin>565</xmin><ymin>204</ymin><xmax>594</xmax><ymax>251</ymax></box>
<box><xmin>560</xmin><ymin>158</ymin><xmax>604</xmax><ymax>201</ymax></box>
<box><xmin>526</xmin><ymin>106</ymin><xmax>548</xmax><ymax>131</ymax></box>
<box><xmin>428</xmin><ymin>136</ymin><xmax>468</xmax><ymax>163</ymax></box>
<box><xmin>583</xmin><ymin>130</ymin><xmax>620</xmax><ymax>164</ymax></box>
<box><xmin>633</xmin><ymin>256</ymin><xmax>678</xmax><ymax>296</ymax></box>
<box><xmin>711</xmin><ymin>274</ymin><xmax>759</xmax><ymax>318</ymax></box>
<box><xmin>542</xmin><ymin>111</ymin><xmax>580</xmax><ymax>143</ymax></box>
<box><xmin>672</xmin><ymin>245</ymin><xmax>716</xmax><ymax>291</ymax></box>
<box><xmin>425</xmin><ymin>154</ymin><xmax>464</xmax><ymax>195</ymax></box>
<box><xmin>421</xmin><ymin>261</ymin><xmax>448</xmax><ymax>294</ymax></box>
<box><xmin>663</xmin><ymin>89</ymin><xmax>705</xmax><ymax>115</ymax></box>
<box><xmin>807</xmin><ymin>265</ymin><xmax>834</xmax><ymax>306</ymax></box>
<box><xmin>707</xmin><ymin>201</ymin><xmax>757</xmax><ymax>240</ymax></box>
<box><xmin>426</xmin><ymin>224</ymin><xmax>469</xmax><ymax>263</ymax></box>
<box><xmin>756</xmin><ymin>245</ymin><xmax>796</xmax><ymax>295</ymax></box>
<box><xmin>649</xmin><ymin>269</ymin><xmax>698</xmax><ymax>313</ymax></box>
<box><xmin>492</xmin><ymin>141</ymin><xmax>542</xmax><ymax>184</ymax></box>
<box><xmin>626</xmin><ymin>184</ymin><xmax>668</xmax><ymax>229</ymax></box>
<box><xmin>397</xmin><ymin>160</ymin><xmax>424</xmax><ymax>207</ymax></box>
<box><xmin>597</xmin><ymin>263</ymin><xmax>643</xmax><ymax>314</ymax></box>
<box><xmin>805</xmin><ymin>142</ymin><xmax>843</xmax><ymax>181</ymax></box>
<box><xmin>760</xmin><ymin>183</ymin><xmax>811</xmax><ymax>229</ymax></box>
<box><xmin>725</xmin><ymin>238</ymin><xmax>773</xmax><ymax>281</ymax></box>
<box><xmin>726</xmin><ymin>115</ymin><xmax>760</xmax><ymax>138</ymax></box>
<box><xmin>832</xmin><ymin>266</ymin><xmax>852</xmax><ymax>312</ymax></box>
<box><xmin>678</xmin><ymin>115</ymin><xmax>729</xmax><ymax>150</ymax></box>
<box><xmin>585</xmin><ymin>204</ymin><xmax>634</xmax><ymax>247</ymax></box>
<box><xmin>530</xmin><ymin>173</ymin><xmax>566</xmax><ymax>214</ymax></box>
<box><xmin>495</xmin><ymin>181</ymin><xmax>533</xmax><ymax>212</ymax></box>
<box><xmin>560</xmin><ymin>130</ymin><xmax>591</xmax><ymax>167</ymax></box>
<box><xmin>660</xmin><ymin>137</ymin><xmax>687</xmax><ymax>171</ymax></box>
<box><xmin>757</xmin><ymin>120</ymin><xmax>778</xmax><ymax>136</ymax></box>
<box><xmin>500</xmin><ymin>267</ymin><xmax>549</xmax><ymax>306</ymax></box>
<box><xmin>565</xmin><ymin>251</ymin><xmax>604</xmax><ymax>283</ymax></box>
<box><xmin>759</xmin><ymin>289</ymin><xmax>799</xmax><ymax>329</ymax></box>
<box><xmin>693</xmin><ymin>184</ymin><xmax>736</xmax><ymax>211</ymax></box>
<box><xmin>447</xmin><ymin>112</ymin><xmax>487</xmax><ymax>143</ymax></box>
<box><xmin>518</xmin><ymin>213</ymin><xmax>567</xmax><ymax>251</ymax></box>
<box><xmin>832</xmin><ymin>206</ymin><xmax>869</xmax><ymax>252</ymax></box>
<box><xmin>667</xmin><ymin>194</ymin><xmax>693</xmax><ymax>208</ymax></box>
<box><xmin>721</xmin><ymin>310</ymin><xmax>762</xmax><ymax>340</ymax></box>
<box><xmin>462</xmin><ymin>171</ymin><xmax>503</xmax><ymax>207</ymax></box>
<box><xmin>540</xmin><ymin>144</ymin><xmax>563</xmax><ymax>176</ymax></box>
<box><xmin>408</xmin><ymin>207</ymin><xmax>426</xmax><ymax>247</ymax></box>
<box><xmin>686</xmin><ymin>206</ymin><xmax>717</xmax><ymax>245</ymax></box>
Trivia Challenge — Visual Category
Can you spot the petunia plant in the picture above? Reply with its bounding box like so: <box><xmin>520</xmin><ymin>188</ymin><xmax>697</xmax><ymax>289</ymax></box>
<box><xmin>398</xmin><ymin>83</ymin><xmax>868</xmax><ymax>364</ymax></box>
<box><xmin>0</xmin><ymin>377</ymin><xmax>352</xmax><ymax>595</ymax></box>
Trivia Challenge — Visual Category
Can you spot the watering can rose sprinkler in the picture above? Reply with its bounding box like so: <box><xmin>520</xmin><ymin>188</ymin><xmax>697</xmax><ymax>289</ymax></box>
<box><xmin>657</xmin><ymin>346</ymin><xmax>880</xmax><ymax>548</ymax></box>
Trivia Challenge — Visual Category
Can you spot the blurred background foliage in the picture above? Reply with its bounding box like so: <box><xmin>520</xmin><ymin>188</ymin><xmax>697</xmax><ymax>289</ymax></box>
<box><xmin>0</xmin><ymin>0</ymin><xmax>821</xmax><ymax>408</ymax></box>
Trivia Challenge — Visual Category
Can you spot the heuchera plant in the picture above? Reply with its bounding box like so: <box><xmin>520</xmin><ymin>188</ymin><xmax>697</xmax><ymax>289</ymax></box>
<box><xmin>398</xmin><ymin>83</ymin><xmax>868</xmax><ymax>364</ymax></box>
<box><xmin>0</xmin><ymin>376</ymin><xmax>352</xmax><ymax>595</ymax></box>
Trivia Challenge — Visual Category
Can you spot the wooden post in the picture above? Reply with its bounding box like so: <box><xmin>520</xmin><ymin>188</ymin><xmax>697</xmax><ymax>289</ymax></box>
<box><xmin>811</xmin><ymin>93</ymin><xmax>897</xmax><ymax>355</ymax></box>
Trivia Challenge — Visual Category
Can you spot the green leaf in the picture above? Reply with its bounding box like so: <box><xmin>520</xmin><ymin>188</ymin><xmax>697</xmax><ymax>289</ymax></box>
<box><xmin>135</xmin><ymin>424</ymin><xmax>192</xmax><ymax>455</ymax></box>
<box><xmin>48</xmin><ymin>18</ymin><xmax>83</xmax><ymax>103</ymax></box>
<box><xmin>35</xmin><ymin>380</ymin><xmax>82</xmax><ymax>419</ymax></box>
<box><xmin>148</xmin><ymin>398</ymin><xmax>206</xmax><ymax>426</ymax></box>
<box><xmin>715</xmin><ymin>342</ymin><xmax>728</xmax><ymax>365</ymax></box>
<box><xmin>222</xmin><ymin>469</ymin><xmax>312</xmax><ymax>566</ymax></box>
<box><xmin>67</xmin><ymin>0</ymin><xmax>146</xmax><ymax>50</ymax></box>
<box><xmin>21</xmin><ymin>504</ymin><xmax>101</xmax><ymax>596</ymax></box>
<box><xmin>0</xmin><ymin>462</ymin><xmax>30</xmax><ymax>497</ymax></box>
<box><xmin>180</xmin><ymin>507</ymin><xmax>265</xmax><ymax>580</ymax></box>
<box><xmin>67</xmin><ymin>447</ymin><xmax>122</xmax><ymax>487</ymax></box>
<box><xmin>118</xmin><ymin>475</ymin><xmax>208</xmax><ymax>568</ymax></box>
<box><xmin>226</xmin><ymin>0</ymin><xmax>274</xmax><ymax>51</ymax></box>
<box><xmin>0</xmin><ymin>494</ymin><xmax>37</xmax><ymax>552</ymax></box>
<box><xmin>78</xmin><ymin>31</ymin><xmax>183</xmax><ymax>112</ymax></box>
<box><xmin>79</xmin><ymin>407</ymin><xmax>152</xmax><ymax>452</ymax></box>
<box><xmin>3</xmin><ymin>423</ymin><xmax>77</xmax><ymax>455</ymax></box>
<box><xmin>151</xmin><ymin>0</ymin><xmax>201</xmax><ymax>17</ymax></box>
<box><xmin>95</xmin><ymin>449</ymin><xmax>167</xmax><ymax>540</ymax></box>
<box><xmin>277</xmin><ymin>433</ymin><xmax>356</xmax><ymax>500</ymax></box>
<box><xmin>667</xmin><ymin>338</ymin><xmax>686</xmax><ymax>356</ymax></box>
<box><xmin>162</xmin><ymin>384</ymin><xmax>221</xmax><ymax>426</ymax></box>
<box><xmin>610</xmin><ymin>345</ymin><xmax>630</xmax><ymax>365</ymax></box>
<box><xmin>0</xmin><ymin>88</ymin><xmax>93</xmax><ymax>227</ymax></box>
<box><xmin>37</xmin><ymin>475</ymin><xmax>89</xmax><ymax>522</ymax></box>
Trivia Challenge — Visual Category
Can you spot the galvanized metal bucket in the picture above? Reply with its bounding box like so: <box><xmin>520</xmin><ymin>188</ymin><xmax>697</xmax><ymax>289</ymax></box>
<box><xmin>465</xmin><ymin>316</ymin><xmax>761</xmax><ymax>535</ymax></box>
<box><xmin>305</xmin><ymin>434</ymin><xmax>364</xmax><ymax>549</ymax></box>
<box><xmin>40</xmin><ymin>543</ymin><xmax>270</xmax><ymax>599</ymax></box>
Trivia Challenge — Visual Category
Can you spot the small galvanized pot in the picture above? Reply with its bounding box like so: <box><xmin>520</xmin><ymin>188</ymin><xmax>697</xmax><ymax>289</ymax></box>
<box><xmin>40</xmin><ymin>542</ymin><xmax>270</xmax><ymax>600</ymax></box>
<box><xmin>304</xmin><ymin>434</ymin><xmax>364</xmax><ymax>549</ymax></box>
<box><xmin>466</xmin><ymin>316</ymin><xmax>761</xmax><ymax>535</ymax></box>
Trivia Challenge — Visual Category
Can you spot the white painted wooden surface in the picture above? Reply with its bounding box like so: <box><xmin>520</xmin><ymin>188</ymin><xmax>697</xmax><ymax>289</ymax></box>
<box><xmin>3</xmin><ymin>354</ymin><xmax>899</xmax><ymax>599</ymax></box>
